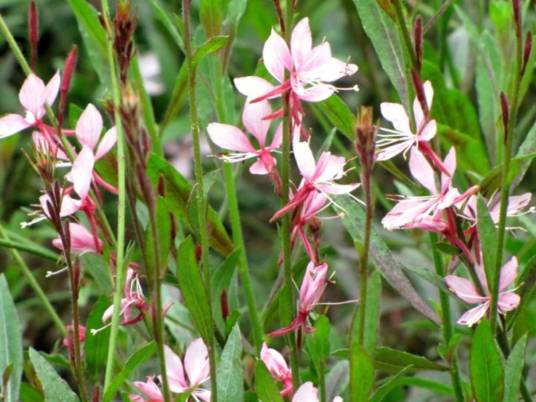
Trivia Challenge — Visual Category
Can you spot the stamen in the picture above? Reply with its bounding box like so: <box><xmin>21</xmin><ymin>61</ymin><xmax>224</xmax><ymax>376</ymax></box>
<box><xmin>46</xmin><ymin>266</ymin><xmax>68</xmax><ymax>277</ymax></box>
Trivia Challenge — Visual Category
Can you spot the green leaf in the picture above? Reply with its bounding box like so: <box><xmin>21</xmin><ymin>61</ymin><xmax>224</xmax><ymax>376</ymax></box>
<box><xmin>255</xmin><ymin>362</ymin><xmax>284</xmax><ymax>402</ymax></box>
<box><xmin>66</xmin><ymin>0</ymin><xmax>109</xmax><ymax>84</ymax></box>
<box><xmin>217</xmin><ymin>324</ymin><xmax>243</xmax><ymax>402</ymax></box>
<box><xmin>477</xmin><ymin>196</ymin><xmax>497</xmax><ymax>291</ymax></box>
<box><xmin>211</xmin><ymin>248</ymin><xmax>240</xmax><ymax>302</ymax></box>
<box><xmin>470</xmin><ymin>320</ymin><xmax>504</xmax><ymax>402</ymax></box>
<box><xmin>351</xmin><ymin>270</ymin><xmax>382</xmax><ymax>355</ymax></box>
<box><xmin>147</xmin><ymin>153</ymin><xmax>234</xmax><ymax>255</ymax></box>
<box><xmin>162</xmin><ymin>63</ymin><xmax>189</xmax><ymax>129</ymax></box>
<box><xmin>512</xmin><ymin>118</ymin><xmax>536</xmax><ymax>188</ymax></box>
<box><xmin>306</xmin><ymin>316</ymin><xmax>331</xmax><ymax>373</ymax></box>
<box><xmin>336</xmin><ymin>196</ymin><xmax>439</xmax><ymax>323</ymax></box>
<box><xmin>29</xmin><ymin>348</ymin><xmax>79</xmax><ymax>402</ymax></box>
<box><xmin>349</xmin><ymin>344</ymin><xmax>375</xmax><ymax>402</ymax></box>
<box><xmin>313</xmin><ymin>95</ymin><xmax>355</xmax><ymax>140</ymax></box>
<box><xmin>80</xmin><ymin>254</ymin><xmax>113</xmax><ymax>295</ymax></box>
<box><xmin>102</xmin><ymin>342</ymin><xmax>157</xmax><ymax>402</ymax></box>
<box><xmin>374</xmin><ymin>347</ymin><xmax>448</xmax><ymax>372</ymax></box>
<box><xmin>176</xmin><ymin>236</ymin><xmax>212</xmax><ymax>341</ymax></box>
<box><xmin>0</xmin><ymin>275</ymin><xmax>22</xmax><ymax>402</ymax></box>
<box><xmin>192</xmin><ymin>36</ymin><xmax>229</xmax><ymax>67</ymax></box>
<box><xmin>352</xmin><ymin>0</ymin><xmax>410</xmax><ymax>108</ymax></box>
<box><xmin>369</xmin><ymin>366</ymin><xmax>413</xmax><ymax>402</ymax></box>
<box><xmin>200</xmin><ymin>0</ymin><xmax>223</xmax><ymax>38</ymax></box>
<box><xmin>149</xmin><ymin>0</ymin><xmax>184</xmax><ymax>50</ymax></box>
<box><xmin>503</xmin><ymin>334</ymin><xmax>527</xmax><ymax>402</ymax></box>
<box><xmin>84</xmin><ymin>297</ymin><xmax>110</xmax><ymax>380</ymax></box>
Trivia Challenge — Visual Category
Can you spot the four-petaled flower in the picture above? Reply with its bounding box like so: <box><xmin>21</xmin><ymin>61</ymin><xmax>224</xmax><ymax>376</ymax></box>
<box><xmin>130</xmin><ymin>377</ymin><xmax>164</xmax><ymax>402</ymax></box>
<box><xmin>102</xmin><ymin>266</ymin><xmax>146</xmax><ymax>326</ymax></box>
<box><xmin>376</xmin><ymin>80</ymin><xmax>436</xmax><ymax>161</ymax></box>
<box><xmin>207</xmin><ymin>100</ymin><xmax>282</xmax><ymax>175</ymax></box>
<box><xmin>445</xmin><ymin>257</ymin><xmax>520</xmax><ymax>327</ymax></box>
<box><xmin>52</xmin><ymin>222</ymin><xmax>103</xmax><ymax>254</ymax></box>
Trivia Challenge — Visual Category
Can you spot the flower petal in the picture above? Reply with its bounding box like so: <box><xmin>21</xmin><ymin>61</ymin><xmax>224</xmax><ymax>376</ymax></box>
<box><xmin>498</xmin><ymin>292</ymin><xmax>520</xmax><ymax>313</ymax></box>
<box><xmin>291</xmin><ymin>18</ymin><xmax>313</xmax><ymax>68</ymax></box>
<box><xmin>95</xmin><ymin>127</ymin><xmax>117</xmax><ymax>159</ymax></box>
<box><xmin>233</xmin><ymin>76</ymin><xmax>276</xmax><ymax>99</ymax></box>
<box><xmin>242</xmin><ymin>100</ymin><xmax>271</xmax><ymax>146</ymax></box>
<box><xmin>445</xmin><ymin>275</ymin><xmax>485</xmax><ymax>304</ymax></box>
<box><xmin>380</xmin><ymin>102</ymin><xmax>411</xmax><ymax>134</ymax></box>
<box><xmin>184</xmin><ymin>338</ymin><xmax>210</xmax><ymax>387</ymax></box>
<box><xmin>45</xmin><ymin>71</ymin><xmax>61</xmax><ymax>106</ymax></box>
<box><xmin>499</xmin><ymin>257</ymin><xmax>518</xmax><ymax>291</ymax></box>
<box><xmin>19</xmin><ymin>74</ymin><xmax>47</xmax><ymax>119</ymax></box>
<box><xmin>263</xmin><ymin>29</ymin><xmax>291</xmax><ymax>82</ymax></box>
<box><xmin>293</xmin><ymin>140</ymin><xmax>316</xmax><ymax>180</ymax></box>
<box><xmin>76</xmin><ymin>104</ymin><xmax>103</xmax><ymax>150</ymax></box>
<box><xmin>409</xmin><ymin>148</ymin><xmax>437</xmax><ymax>194</ymax></box>
<box><xmin>457</xmin><ymin>302</ymin><xmax>489</xmax><ymax>327</ymax></box>
<box><xmin>68</xmin><ymin>146</ymin><xmax>95</xmax><ymax>199</ymax></box>
<box><xmin>0</xmin><ymin>114</ymin><xmax>31</xmax><ymax>138</ymax></box>
<box><xmin>207</xmin><ymin>123</ymin><xmax>255</xmax><ymax>153</ymax></box>
<box><xmin>164</xmin><ymin>345</ymin><xmax>187</xmax><ymax>393</ymax></box>
<box><xmin>249</xmin><ymin>158</ymin><xmax>269</xmax><ymax>175</ymax></box>
<box><xmin>292</xmin><ymin>382</ymin><xmax>319</xmax><ymax>402</ymax></box>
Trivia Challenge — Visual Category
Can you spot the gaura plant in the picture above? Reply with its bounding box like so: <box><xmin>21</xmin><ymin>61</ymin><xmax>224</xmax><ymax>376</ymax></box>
<box><xmin>0</xmin><ymin>0</ymin><xmax>534</xmax><ymax>402</ymax></box>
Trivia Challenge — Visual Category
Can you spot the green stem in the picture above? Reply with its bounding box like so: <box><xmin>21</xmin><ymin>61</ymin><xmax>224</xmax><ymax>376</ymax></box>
<box><xmin>0</xmin><ymin>224</ymin><xmax>65</xmax><ymax>335</ymax></box>
<box><xmin>0</xmin><ymin>238</ymin><xmax>58</xmax><ymax>261</ymax></box>
<box><xmin>0</xmin><ymin>15</ymin><xmax>32</xmax><ymax>75</ymax></box>
<box><xmin>182</xmin><ymin>3</ymin><xmax>218</xmax><ymax>400</ymax></box>
<box><xmin>280</xmin><ymin>0</ymin><xmax>300</xmax><ymax>387</ymax></box>
<box><xmin>392</xmin><ymin>0</ymin><xmax>418</xmax><ymax>68</ymax></box>
<box><xmin>101</xmin><ymin>0</ymin><xmax>128</xmax><ymax>395</ymax></box>
<box><xmin>430</xmin><ymin>236</ymin><xmax>464</xmax><ymax>402</ymax></box>
<box><xmin>223</xmin><ymin>162</ymin><xmax>264</xmax><ymax>352</ymax></box>
<box><xmin>489</xmin><ymin>18</ymin><xmax>523</xmax><ymax>333</ymax></box>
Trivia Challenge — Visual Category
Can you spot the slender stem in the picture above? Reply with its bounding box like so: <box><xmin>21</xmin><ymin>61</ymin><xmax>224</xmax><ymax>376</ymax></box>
<box><xmin>182</xmin><ymin>2</ymin><xmax>218</xmax><ymax>400</ymax></box>
<box><xmin>280</xmin><ymin>0</ymin><xmax>300</xmax><ymax>387</ymax></box>
<box><xmin>223</xmin><ymin>162</ymin><xmax>264</xmax><ymax>351</ymax></box>
<box><xmin>430</xmin><ymin>236</ymin><xmax>464</xmax><ymax>402</ymax></box>
<box><xmin>0</xmin><ymin>237</ymin><xmax>58</xmax><ymax>261</ymax></box>
<box><xmin>101</xmin><ymin>0</ymin><xmax>128</xmax><ymax>394</ymax></box>
<box><xmin>0</xmin><ymin>15</ymin><xmax>32</xmax><ymax>75</ymax></box>
<box><xmin>0</xmin><ymin>224</ymin><xmax>65</xmax><ymax>335</ymax></box>
<box><xmin>489</xmin><ymin>15</ymin><xmax>523</xmax><ymax>332</ymax></box>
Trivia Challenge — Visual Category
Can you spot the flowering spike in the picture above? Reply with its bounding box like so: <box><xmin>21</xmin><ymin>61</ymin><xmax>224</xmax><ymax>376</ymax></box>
<box><xmin>59</xmin><ymin>46</ymin><xmax>79</xmax><ymax>128</ymax></box>
<box><xmin>512</xmin><ymin>0</ymin><xmax>522</xmax><ymax>38</ymax></box>
<box><xmin>523</xmin><ymin>31</ymin><xmax>532</xmax><ymax>75</ymax></box>
<box><xmin>500</xmin><ymin>92</ymin><xmax>509</xmax><ymax>142</ymax></box>
<box><xmin>413</xmin><ymin>16</ymin><xmax>423</xmax><ymax>71</ymax></box>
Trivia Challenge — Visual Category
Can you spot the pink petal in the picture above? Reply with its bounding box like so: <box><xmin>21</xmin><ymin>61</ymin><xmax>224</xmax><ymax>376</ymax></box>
<box><xmin>95</xmin><ymin>127</ymin><xmax>117</xmax><ymax>159</ymax></box>
<box><xmin>207</xmin><ymin>123</ymin><xmax>255</xmax><ymax>153</ymax></box>
<box><xmin>0</xmin><ymin>114</ymin><xmax>31</xmax><ymax>138</ymax></box>
<box><xmin>292</xmin><ymin>382</ymin><xmax>319</xmax><ymax>402</ymax></box>
<box><xmin>498</xmin><ymin>292</ymin><xmax>520</xmax><ymax>313</ymax></box>
<box><xmin>269</xmin><ymin>123</ymin><xmax>283</xmax><ymax>149</ymax></box>
<box><xmin>381</xmin><ymin>197</ymin><xmax>436</xmax><ymax>230</ymax></box>
<box><xmin>443</xmin><ymin>147</ymin><xmax>457</xmax><ymax>178</ymax></box>
<box><xmin>60</xmin><ymin>194</ymin><xmax>82</xmax><ymax>216</ymax></box>
<box><xmin>194</xmin><ymin>389</ymin><xmax>211</xmax><ymax>402</ymax></box>
<box><xmin>45</xmin><ymin>71</ymin><xmax>61</xmax><ymax>106</ymax></box>
<box><xmin>499</xmin><ymin>257</ymin><xmax>518</xmax><ymax>291</ymax></box>
<box><xmin>234</xmin><ymin>76</ymin><xmax>276</xmax><ymax>99</ymax></box>
<box><xmin>249</xmin><ymin>158</ymin><xmax>269</xmax><ymax>175</ymax></box>
<box><xmin>19</xmin><ymin>74</ymin><xmax>47</xmax><ymax>119</ymax></box>
<box><xmin>76</xmin><ymin>104</ymin><xmax>103</xmax><ymax>150</ymax></box>
<box><xmin>376</xmin><ymin>140</ymin><xmax>413</xmax><ymax>162</ymax></box>
<box><xmin>419</xmin><ymin>119</ymin><xmax>436</xmax><ymax>141</ymax></box>
<box><xmin>380</xmin><ymin>102</ymin><xmax>411</xmax><ymax>134</ymax></box>
<box><xmin>261</xmin><ymin>343</ymin><xmax>291</xmax><ymax>380</ymax></box>
<box><xmin>297</xmin><ymin>42</ymin><xmax>332</xmax><ymax>78</ymax></box>
<box><xmin>52</xmin><ymin>223</ymin><xmax>101</xmax><ymax>253</ymax></box>
<box><xmin>457</xmin><ymin>302</ymin><xmax>489</xmax><ymax>327</ymax></box>
<box><xmin>184</xmin><ymin>338</ymin><xmax>210</xmax><ymax>387</ymax></box>
<box><xmin>409</xmin><ymin>148</ymin><xmax>437</xmax><ymax>194</ymax></box>
<box><xmin>294</xmin><ymin>82</ymin><xmax>334</xmax><ymax>102</ymax></box>
<box><xmin>317</xmin><ymin>182</ymin><xmax>359</xmax><ymax>195</ymax></box>
<box><xmin>315</xmin><ymin>153</ymin><xmax>346</xmax><ymax>183</ymax></box>
<box><xmin>445</xmin><ymin>275</ymin><xmax>485</xmax><ymax>304</ymax></box>
<box><xmin>164</xmin><ymin>345</ymin><xmax>187</xmax><ymax>393</ymax></box>
<box><xmin>68</xmin><ymin>146</ymin><xmax>95</xmax><ymax>199</ymax></box>
<box><xmin>299</xmin><ymin>262</ymin><xmax>328</xmax><ymax>312</ymax></box>
<box><xmin>293</xmin><ymin>140</ymin><xmax>316</xmax><ymax>180</ymax></box>
<box><xmin>133</xmin><ymin>378</ymin><xmax>164</xmax><ymax>401</ymax></box>
<box><xmin>263</xmin><ymin>29</ymin><xmax>291</xmax><ymax>82</ymax></box>
<box><xmin>291</xmin><ymin>18</ymin><xmax>313</xmax><ymax>69</ymax></box>
<box><xmin>314</xmin><ymin>57</ymin><xmax>358</xmax><ymax>82</ymax></box>
<box><xmin>242</xmin><ymin>100</ymin><xmax>271</xmax><ymax>146</ymax></box>
<box><xmin>413</xmin><ymin>80</ymin><xmax>434</xmax><ymax>128</ymax></box>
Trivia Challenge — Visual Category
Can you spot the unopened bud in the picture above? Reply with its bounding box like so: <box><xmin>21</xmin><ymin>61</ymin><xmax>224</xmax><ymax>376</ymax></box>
<box><xmin>411</xmin><ymin>70</ymin><xmax>429</xmax><ymax>117</ymax></box>
<box><xmin>522</xmin><ymin>31</ymin><xmax>532</xmax><ymax>74</ymax></box>
<box><xmin>513</xmin><ymin>0</ymin><xmax>521</xmax><ymax>35</ymax></box>
<box><xmin>500</xmin><ymin>92</ymin><xmax>509</xmax><ymax>142</ymax></box>
<box><xmin>59</xmin><ymin>46</ymin><xmax>78</xmax><ymax>128</ymax></box>
<box><xmin>356</xmin><ymin>106</ymin><xmax>377</xmax><ymax>171</ymax></box>
<box><xmin>28</xmin><ymin>0</ymin><xmax>38</xmax><ymax>71</ymax></box>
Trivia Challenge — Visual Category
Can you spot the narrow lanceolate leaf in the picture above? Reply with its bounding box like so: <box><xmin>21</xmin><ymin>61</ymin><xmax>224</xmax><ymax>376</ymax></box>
<box><xmin>176</xmin><ymin>237</ymin><xmax>212</xmax><ymax>341</ymax></box>
<box><xmin>29</xmin><ymin>348</ymin><xmax>79</xmax><ymax>402</ymax></box>
<box><xmin>503</xmin><ymin>335</ymin><xmax>527</xmax><ymax>402</ymax></box>
<box><xmin>103</xmin><ymin>342</ymin><xmax>157</xmax><ymax>402</ymax></box>
<box><xmin>360</xmin><ymin>270</ymin><xmax>381</xmax><ymax>354</ymax></box>
<box><xmin>217</xmin><ymin>324</ymin><xmax>244</xmax><ymax>402</ymax></box>
<box><xmin>84</xmin><ymin>297</ymin><xmax>111</xmax><ymax>380</ymax></box>
<box><xmin>369</xmin><ymin>366</ymin><xmax>413</xmax><ymax>402</ymax></box>
<box><xmin>351</xmin><ymin>0</ymin><xmax>410</xmax><ymax>109</ymax></box>
<box><xmin>192</xmin><ymin>36</ymin><xmax>229</xmax><ymax>67</ymax></box>
<box><xmin>200</xmin><ymin>0</ymin><xmax>223</xmax><ymax>38</ymax></box>
<box><xmin>349</xmin><ymin>344</ymin><xmax>375</xmax><ymax>402</ymax></box>
<box><xmin>470</xmin><ymin>320</ymin><xmax>504</xmax><ymax>402</ymax></box>
<box><xmin>336</xmin><ymin>196</ymin><xmax>440</xmax><ymax>323</ymax></box>
<box><xmin>255</xmin><ymin>362</ymin><xmax>284</xmax><ymax>402</ymax></box>
<box><xmin>313</xmin><ymin>95</ymin><xmax>355</xmax><ymax>140</ymax></box>
<box><xmin>66</xmin><ymin>0</ymin><xmax>109</xmax><ymax>84</ymax></box>
<box><xmin>477</xmin><ymin>196</ymin><xmax>497</xmax><ymax>290</ymax></box>
<box><xmin>0</xmin><ymin>275</ymin><xmax>23</xmax><ymax>402</ymax></box>
<box><xmin>374</xmin><ymin>347</ymin><xmax>448</xmax><ymax>372</ymax></box>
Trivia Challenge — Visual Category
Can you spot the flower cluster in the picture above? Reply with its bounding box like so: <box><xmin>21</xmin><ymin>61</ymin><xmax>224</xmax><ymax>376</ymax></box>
<box><xmin>377</xmin><ymin>80</ymin><xmax>531</xmax><ymax>327</ymax></box>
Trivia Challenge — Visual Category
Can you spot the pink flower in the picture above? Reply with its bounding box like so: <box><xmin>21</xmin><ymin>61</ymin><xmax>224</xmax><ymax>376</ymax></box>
<box><xmin>235</xmin><ymin>18</ymin><xmax>357</xmax><ymax>103</ymax></box>
<box><xmin>445</xmin><ymin>257</ymin><xmax>520</xmax><ymax>327</ymax></box>
<box><xmin>381</xmin><ymin>147</ymin><xmax>463</xmax><ymax>231</ymax></box>
<box><xmin>0</xmin><ymin>73</ymin><xmax>60</xmax><ymax>138</ymax></box>
<box><xmin>66</xmin><ymin>104</ymin><xmax>117</xmax><ymax>200</ymax></box>
<box><xmin>63</xmin><ymin>323</ymin><xmax>86</xmax><ymax>350</ymax></box>
<box><xmin>102</xmin><ymin>266</ymin><xmax>146</xmax><ymax>325</ymax></box>
<box><xmin>460</xmin><ymin>193</ymin><xmax>533</xmax><ymax>226</ymax></box>
<box><xmin>290</xmin><ymin>382</ymin><xmax>342</xmax><ymax>402</ymax></box>
<box><xmin>271</xmin><ymin>140</ymin><xmax>358</xmax><ymax>221</ymax></box>
<box><xmin>270</xmin><ymin>262</ymin><xmax>328</xmax><ymax>337</ymax></box>
<box><xmin>207</xmin><ymin>100</ymin><xmax>282</xmax><ymax>175</ymax></box>
<box><xmin>164</xmin><ymin>339</ymin><xmax>211</xmax><ymax>401</ymax></box>
<box><xmin>130</xmin><ymin>377</ymin><xmax>164</xmax><ymax>402</ymax></box>
<box><xmin>52</xmin><ymin>222</ymin><xmax>103</xmax><ymax>254</ymax></box>
<box><xmin>260</xmin><ymin>343</ymin><xmax>293</xmax><ymax>396</ymax></box>
<box><xmin>376</xmin><ymin>81</ymin><xmax>436</xmax><ymax>161</ymax></box>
